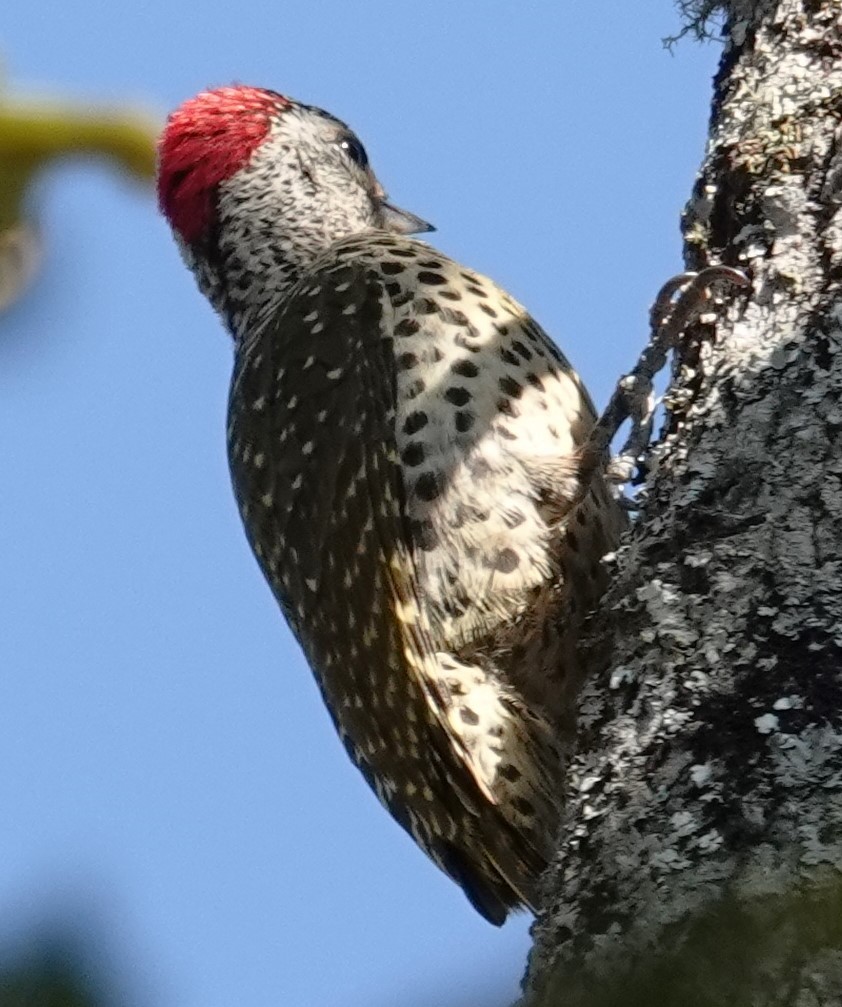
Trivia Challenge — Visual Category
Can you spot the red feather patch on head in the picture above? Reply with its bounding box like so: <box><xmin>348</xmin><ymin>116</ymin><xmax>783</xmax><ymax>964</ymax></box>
<box><xmin>157</xmin><ymin>85</ymin><xmax>289</xmax><ymax>244</ymax></box>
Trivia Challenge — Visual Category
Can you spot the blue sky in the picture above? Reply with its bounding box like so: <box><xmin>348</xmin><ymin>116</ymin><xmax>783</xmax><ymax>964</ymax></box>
<box><xmin>0</xmin><ymin>5</ymin><xmax>719</xmax><ymax>1005</ymax></box>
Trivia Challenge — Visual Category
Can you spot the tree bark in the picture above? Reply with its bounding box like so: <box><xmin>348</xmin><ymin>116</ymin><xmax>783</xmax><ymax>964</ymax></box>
<box><xmin>523</xmin><ymin>2</ymin><xmax>842</xmax><ymax>1003</ymax></box>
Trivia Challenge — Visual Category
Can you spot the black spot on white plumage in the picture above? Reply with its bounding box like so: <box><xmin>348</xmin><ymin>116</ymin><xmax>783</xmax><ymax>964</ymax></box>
<box><xmin>455</xmin><ymin>411</ymin><xmax>475</xmax><ymax>433</ymax></box>
<box><xmin>444</xmin><ymin>386</ymin><xmax>471</xmax><ymax>407</ymax></box>
<box><xmin>395</xmin><ymin>318</ymin><xmax>420</xmax><ymax>337</ymax></box>
<box><xmin>403</xmin><ymin>410</ymin><xmax>428</xmax><ymax>435</ymax></box>
<box><xmin>451</xmin><ymin>359</ymin><xmax>479</xmax><ymax>379</ymax></box>
<box><xmin>401</xmin><ymin>442</ymin><xmax>425</xmax><ymax>467</ymax></box>
<box><xmin>415</xmin><ymin>472</ymin><xmax>443</xmax><ymax>502</ymax></box>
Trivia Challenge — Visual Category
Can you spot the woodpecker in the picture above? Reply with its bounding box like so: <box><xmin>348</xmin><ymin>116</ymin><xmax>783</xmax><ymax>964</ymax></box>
<box><xmin>157</xmin><ymin>85</ymin><xmax>624</xmax><ymax>925</ymax></box>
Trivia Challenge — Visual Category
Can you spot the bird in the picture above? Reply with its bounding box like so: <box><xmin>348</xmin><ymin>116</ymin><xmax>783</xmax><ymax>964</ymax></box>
<box><xmin>157</xmin><ymin>84</ymin><xmax>625</xmax><ymax>925</ymax></box>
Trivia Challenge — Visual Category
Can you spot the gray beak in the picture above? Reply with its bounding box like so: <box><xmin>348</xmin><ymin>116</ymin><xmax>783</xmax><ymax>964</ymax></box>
<box><xmin>380</xmin><ymin>200</ymin><xmax>435</xmax><ymax>235</ymax></box>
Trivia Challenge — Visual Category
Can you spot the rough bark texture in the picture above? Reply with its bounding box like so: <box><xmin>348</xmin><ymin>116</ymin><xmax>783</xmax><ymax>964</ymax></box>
<box><xmin>523</xmin><ymin>2</ymin><xmax>842</xmax><ymax>1003</ymax></box>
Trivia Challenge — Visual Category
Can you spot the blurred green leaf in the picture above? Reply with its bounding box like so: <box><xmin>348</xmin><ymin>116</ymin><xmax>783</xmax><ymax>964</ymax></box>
<box><xmin>0</xmin><ymin>939</ymin><xmax>109</xmax><ymax>1007</ymax></box>
<box><xmin>0</xmin><ymin>69</ymin><xmax>157</xmax><ymax>311</ymax></box>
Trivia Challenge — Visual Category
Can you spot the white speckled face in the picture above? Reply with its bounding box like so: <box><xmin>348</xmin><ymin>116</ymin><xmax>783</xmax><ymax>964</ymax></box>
<box><xmin>162</xmin><ymin>90</ymin><xmax>431</xmax><ymax>342</ymax></box>
<box><xmin>206</xmin><ymin>106</ymin><xmax>382</xmax><ymax>337</ymax></box>
<box><xmin>223</xmin><ymin>106</ymin><xmax>381</xmax><ymax>243</ymax></box>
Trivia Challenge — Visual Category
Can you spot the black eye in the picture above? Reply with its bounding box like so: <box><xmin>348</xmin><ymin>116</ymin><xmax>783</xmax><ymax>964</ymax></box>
<box><xmin>338</xmin><ymin>135</ymin><xmax>368</xmax><ymax>169</ymax></box>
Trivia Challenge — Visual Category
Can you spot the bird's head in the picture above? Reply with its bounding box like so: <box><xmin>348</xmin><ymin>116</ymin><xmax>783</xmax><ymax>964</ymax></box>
<box><xmin>157</xmin><ymin>84</ymin><xmax>432</xmax><ymax>338</ymax></box>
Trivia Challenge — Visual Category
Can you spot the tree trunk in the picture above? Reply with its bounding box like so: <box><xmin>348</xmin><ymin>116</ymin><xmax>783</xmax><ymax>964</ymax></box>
<box><xmin>523</xmin><ymin>2</ymin><xmax>842</xmax><ymax>1003</ymax></box>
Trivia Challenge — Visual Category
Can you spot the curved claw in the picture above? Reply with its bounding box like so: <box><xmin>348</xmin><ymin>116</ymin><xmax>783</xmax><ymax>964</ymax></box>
<box><xmin>656</xmin><ymin>265</ymin><xmax>750</xmax><ymax>351</ymax></box>
<box><xmin>650</xmin><ymin>266</ymin><xmax>749</xmax><ymax>334</ymax></box>
<box><xmin>693</xmin><ymin>264</ymin><xmax>751</xmax><ymax>289</ymax></box>
<box><xmin>650</xmin><ymin>271</ymin><xmax>698</xmax><ymax>329</ymax></box>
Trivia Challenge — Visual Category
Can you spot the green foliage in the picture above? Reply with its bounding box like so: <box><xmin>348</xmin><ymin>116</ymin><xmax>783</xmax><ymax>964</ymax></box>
<box><xmin>0</xmin><ymin>65</ymin><xmax>157</xmax><ymax>311</ymax></box>
<box><xmin>0</xmin><ymin>939</ymin><xmax>110</xmax><ymax>1007</ymax></box>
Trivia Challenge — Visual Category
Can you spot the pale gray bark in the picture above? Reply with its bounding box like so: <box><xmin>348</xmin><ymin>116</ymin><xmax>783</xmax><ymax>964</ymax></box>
<box><xmin>524</xmin><ymin>2</ymin><xmax>842</xmax><ymax>1003</ymax></box>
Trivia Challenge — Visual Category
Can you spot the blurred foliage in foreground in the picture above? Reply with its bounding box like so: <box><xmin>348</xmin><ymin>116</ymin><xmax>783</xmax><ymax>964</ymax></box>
<box><xmin>0</xmin><ymin>938</ymin><xmax>110</xmax><ymax>1007</ymax></box>
<box><xmin>0</xmin><ymin>66</ymin><xmax>157</xmax><ymax>313</ymax></box>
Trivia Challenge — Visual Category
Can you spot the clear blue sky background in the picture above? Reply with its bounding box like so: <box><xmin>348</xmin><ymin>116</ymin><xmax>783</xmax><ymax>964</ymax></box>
<box><xmin>0</xmin><ymin>5</ymin><xmax>719</xmax><ymax>1005</ymax></box>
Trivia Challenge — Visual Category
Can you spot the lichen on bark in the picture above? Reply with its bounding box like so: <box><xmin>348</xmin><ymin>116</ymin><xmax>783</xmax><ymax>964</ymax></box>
<box><xmin>524</xmin><ymin>2</ymin><xmax>842</xmax><ymax>1003</ymax></box>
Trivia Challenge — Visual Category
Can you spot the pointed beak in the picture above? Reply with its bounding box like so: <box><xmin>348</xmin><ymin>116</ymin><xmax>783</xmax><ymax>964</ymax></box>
<box><xmin>380</xmin><ymin>200</ymin><xmax>436</xmax><ymax>236</ymax></box>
